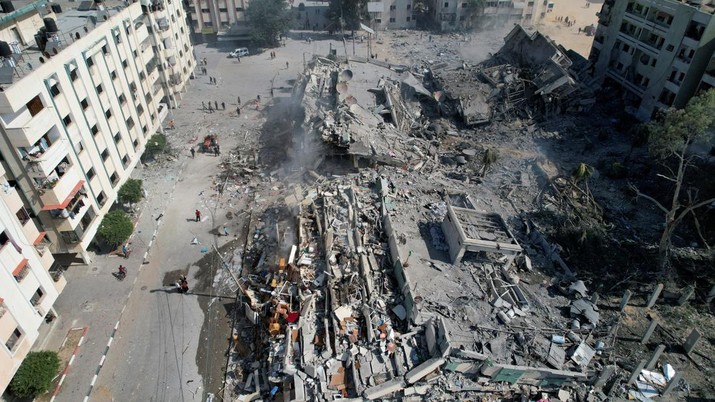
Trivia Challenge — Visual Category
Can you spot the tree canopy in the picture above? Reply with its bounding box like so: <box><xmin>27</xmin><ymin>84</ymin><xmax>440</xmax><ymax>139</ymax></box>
<box><xmin>246</xmin><ymin>0</ymin><xmax>291</xmax><ymax>46</ymax></box>
<box><xmin>633</xmin><ymin>88</ymin><xmax>715</xmax><ymax>270</ymax></box>
<box><xmin>118</xmin><ymin>178</ymin><xmax>144</xmax><ymax>205</ymax></box>
<box><xmin>328</xmin><ymin>0</ymin><xmax>368</xmax><ymax>31</ymax></box>
<box><xmin>98</xmin><ymin>210</ymin><xmax>134</xmax><ymax>246</ymax></box>
<box><xmin>10</xmin><ymin>351</ymin><xmax>60</xmax><ymax>398</ymax></box>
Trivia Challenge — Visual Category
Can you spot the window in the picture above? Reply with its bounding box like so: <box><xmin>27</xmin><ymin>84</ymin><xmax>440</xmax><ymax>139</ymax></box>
<box><xmin>101</xmin><ymin>149</ymin><xmax>110</xmax><ymax>161</ymax></box>
<box><xmin>122</xmin><ymin>59</ymin><xmax>129</xmax><ymax>69</ymax></box>
<box><xmin>133</xmin><ymin>138</ymin><xmax>139</xmax><ymax>149</ymax></box>
<box><xmin>86</xmin><ymin>167</ymin><xmax>95</xmax><ymax>179</ymax></box>
<box><xmin>50</xmin><ymin>84</ymin><xmax>60</xmax><ymax>97</ymax></box>
<box><xmin>389</xmin><ymin>17</ymin><xmax>395</xmax><ymax>22</ymax></box>
<box><xmin>87</xmin><ymin>56</ymin><xmax>94</xmax><ymax>67</ymax></box>
<box><xmin>462</xmin><ymin>2</ymin><xmax>468</xmax><ymax>7</ymax></box>
<box><xmin>60</xmin><ymin>230</ymin><xmax>81</xmax><ymax>243</ymax></box>
<box><xmin>30</xmin><ymin>288</ymin><xmax>44</xmax><ymax>306</ymax></box>
<box><xmin>111</xmin><ymin>71</ymin><xmax>117</xmax><ymax>80</ymax></box>
<box><xmin>407</xmin><ymin>16</ymin><xmax>411</xmax><ymax>21</ymax></box>
<box><xmin>27</xmin><ymin>96</ymin><xmax>44</xmax><ymax>116</ymax></box>
<box><xmin>390</xmin><ymin>5</ymin><xmax>396</xmax><ymax>10</ymax></box>
<box><xmin>96</xmin><ymin>84</ymin><xmax>103</xmax><ymax>94</ymax></box>
<box><xmin>70</xmin><ymin>69</ymin><xmax>78</xmax><ymax>81</ymax></box>
<box><xmin>102</xmin><ymin>45</ymin><xmax>109</xmax><ymax>55</ymax></box>
<box><xmin>110</xmin><ymin>172</ymin><xmax>119</xmax><ymax>186</ymax></box>
<box><xmin>16</xmin><ymin>207</ymin><xmax>30</xmax><ymax>225</ymax></box>
<box><xmin>91</xmin><ymin>125</ymin><xmax>99</xmax><ymax>136</ymax></box>
<box><xmin>105</xmin><ymin>109</ymin><xmax>112</xmax><ymax>119</ymax></box>
<box><xmin>137</xmin><ymin>105</ymin><xmax>144</xmax><ymax>115</ymax></box>
<box><xmin>122</xmin><ymin>154</ymin><xmax>130</xmax><ymax>167</ymax></box>
<box><xmin>97</xmin><ymin>191</ymin><xmax>106</xmax><ymax>206</ymax></box>
<box><xmin>63</xmin><ymin>115</ymin><xmax>72</xmax><ymax>126</ymax></box>
<box><xmin>5</xmin><ymin>328</ymin><xmax>22</xmax><ymax>352</ymax></box>
<box><xmin>119</xmin><ymin>94</ymin><xmax>126</xmax><ymax>105</ymax></box>
<box><xmin>81</xmin><ymin>98</ymin><xmax>89</xmax><ymax>110</ymax></box>
<box><xmin>126</xmin><ymin>118</ymin><xmax>135</xmax><ymax>129</ymax></box>
<box><xmin>0</xmin><ymin>231</ymin><xmax>8</xmax><ymax>247</ymax></box>
<box><xmin>114</xmin><ymin>132</ymin><xmax>121</xmax><ymax>143</ymax></box>
<box><xmin>407</xmin><ymin>4</ymin><xmax>411</xmax><ymax>9</ymax></box>
<box><xmin>444</xmin><ymin>2</ymin><xmax>449</xmax><ymax>7</ymax></box>
<box><xmin>375</xmin><ymin>18</ymin><xmax>381</xmax><ymax>23</ymax></box>
<box><xmin>219</xmin><ymin>7</ymin><xmax>227</xmax><ymax>12</ymax></box>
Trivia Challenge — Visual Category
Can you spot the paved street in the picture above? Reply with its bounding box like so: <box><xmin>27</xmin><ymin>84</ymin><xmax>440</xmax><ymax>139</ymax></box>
<box><xmin>37</xmin><ymin>34</ymin><xmax>364</xmax><ymax>402</ymax></box>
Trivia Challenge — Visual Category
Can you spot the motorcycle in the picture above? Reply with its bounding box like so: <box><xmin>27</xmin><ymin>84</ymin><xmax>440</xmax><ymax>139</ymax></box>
<box><xmin>114</xmin><ymin>266</ymin><xmax>127</xmax><ymax>281</ymax></box>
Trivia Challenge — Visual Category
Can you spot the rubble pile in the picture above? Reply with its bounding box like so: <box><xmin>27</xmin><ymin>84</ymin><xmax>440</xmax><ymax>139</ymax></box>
<box><xmin>218</xmin><ymin>25</ymin><xmax>703</xmax><ymax>402</ymax></box>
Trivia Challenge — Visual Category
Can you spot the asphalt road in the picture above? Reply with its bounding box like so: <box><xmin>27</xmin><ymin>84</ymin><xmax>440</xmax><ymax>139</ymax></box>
<box><xmin>42</xmin><ymin>34</ymin><xmax>360</xmax><ymax>402</ymax></box>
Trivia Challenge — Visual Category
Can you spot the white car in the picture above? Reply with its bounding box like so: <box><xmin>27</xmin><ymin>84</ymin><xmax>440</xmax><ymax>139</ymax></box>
<box><xmin>229</xmin><ymin>48</ymin><xmax>249</xmax><ymax>58</ymax></box>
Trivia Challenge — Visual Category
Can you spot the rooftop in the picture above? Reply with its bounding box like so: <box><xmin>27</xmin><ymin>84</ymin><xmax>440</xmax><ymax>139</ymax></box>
<box><xmin>0</xmin><ymin>0</ymin><xmax>145</xmax><ymax>87</ymax></box>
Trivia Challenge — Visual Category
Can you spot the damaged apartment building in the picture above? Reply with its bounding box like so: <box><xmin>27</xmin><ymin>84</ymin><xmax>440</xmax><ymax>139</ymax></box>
<box><xmin>223</xmin><ymin>25</ymin><xmax>681</xmax><ymax>402</ymax></box>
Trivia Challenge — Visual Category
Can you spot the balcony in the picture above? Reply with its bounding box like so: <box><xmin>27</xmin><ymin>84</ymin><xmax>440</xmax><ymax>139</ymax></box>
<box><xmin>4</xmin><ymin>107</ymin><xmax>56</xmax><ymax>148</ymax></box>
<box><xmin>23</xmin><ymin>139</ymin><xmax>69</xmax><ymax>181</ymax></box>
<box><xmin>0</xmin><ymin>239</ymin><xmax>25</xmax><ymax>280</ymax></box>
<box><xmin>38</xmin><ymin>168</ymin><xmax>85</xmax><ymax>210</ymax></box>
<box><xmin>49</xmin><ymin>192</ymin><xmax>89</xmax><ymax>231</ymax></box>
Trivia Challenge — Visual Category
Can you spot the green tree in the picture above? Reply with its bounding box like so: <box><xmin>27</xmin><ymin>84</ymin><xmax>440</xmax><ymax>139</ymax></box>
<box><xmin>630</xmin><ymin>88</ymin><xmax>715</xmax><ymax>272</ymax></box>
<box><xmin>328</xmin><ymin>0</ymin><xmax>368</xmax><ymax>32</ymax></box>
<box><xmin>246</xmin><ymin>0</ymin><xmax>291</xmax><ymax>46</ymax></box>
<box><xmin>118</xmin><ymin>178</ymin><xmax>144</xmax><ymax>205</ymax></box>
<box><xmin>143</xmin><ymin>133</ymin><xmax>167</xmax><ymax>161</ymax></box>
<box><xmin>98</xmin><ymin>210</ymin><xmax>134</xmax><ymax>246</ymax></box>
<box><xmin>10</xmin><ymin>351</ymin><xmax>60</xmax><ymax>398</ymax></box>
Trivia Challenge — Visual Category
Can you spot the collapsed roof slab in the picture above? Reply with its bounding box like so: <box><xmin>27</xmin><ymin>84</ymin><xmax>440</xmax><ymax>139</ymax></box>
<box><xmin>441</xmin><ymin>204</ymin><xmax>522</xmax><ymax>264</ymax></box>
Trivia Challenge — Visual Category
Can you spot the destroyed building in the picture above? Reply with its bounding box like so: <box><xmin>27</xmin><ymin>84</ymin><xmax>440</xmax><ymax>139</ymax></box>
<box><xmin>222</xmin><ymin>26</ymin><xmax>688</xmax><ymax>402</ymax></box>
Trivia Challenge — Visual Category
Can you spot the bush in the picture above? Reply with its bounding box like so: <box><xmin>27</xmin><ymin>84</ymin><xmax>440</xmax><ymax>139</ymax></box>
<box><xmin>118</xmin><ymin>179</ymin><xmax>144</xmax><ymax>205</ymax></box>
<box><xmin>10</xmin><ymin>351</ymin><xmax>60</xmax><ymax>398</ymax></box>
<box><xmin>98</xmin><ymin>210</ymin><xmax>133</xmax><ymax>246</ymax></box>
<box><xmin>143</xmin><ymin>133</ymin><xmax>167</xmax><ymax>160</ymax></box>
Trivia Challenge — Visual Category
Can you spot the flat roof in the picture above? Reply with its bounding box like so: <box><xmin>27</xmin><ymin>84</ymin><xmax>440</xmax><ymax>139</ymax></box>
<box><xmin>0</xmin><ymin>0</ymin><xmax>134</xmax><ymax>86</ymax></box>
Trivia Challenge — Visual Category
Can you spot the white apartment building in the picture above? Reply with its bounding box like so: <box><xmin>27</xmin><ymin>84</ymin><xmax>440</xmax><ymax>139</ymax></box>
<box><xmin>0</xmin><ymin>0</ymin><xmax>194</xmax><ymax>263</ymax></box>
<box><xmin>185</xmin><ymin>0</ymin><xmax>249</xmax><ymax>35</ymax></box>
<box><xmin>0</xmin><ymin>161</ymin><xmax>66</xmax><ymax>392</ymax></box>
<box><xmin>428</xmin><ymin>0</ymin><xmax>545</xmax><ymax>31</ymax></box>
<box><xmin>368</xmin><ymin>0</ymin><xmax>418</xmax><ymax>30</ymax></box>
<box><xmin>589</xmin><ymin>0</ymin><xmax>715</xmax><ymax>120</ymax></box>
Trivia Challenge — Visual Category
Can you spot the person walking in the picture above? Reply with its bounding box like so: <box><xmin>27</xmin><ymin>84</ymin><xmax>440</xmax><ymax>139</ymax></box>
<box><xmin>223</xmin><ymin>225</ymin><xmax>229</xmax><ymax>237</ymax></box>
<box><xmin>190</xmin><ymin>147</ymin><xmax>195</xmax><ymax>158</ymax></box>
<box><xmin>208</xmin><ymin>103</ymin><xmax>213</xmax><ymax>113</ymax></box>
<box><xmin>286</xmin><ymin>61</ymin><xmax>289</xmax><ymax>69</ymax></box>
<box><xmin>237</xmin><ymin>106</ymin><xmax>241</xmax><ymax>116</ymax></box>
<box><xmin>195</xmin><ymin>209</ymin><xmax>201</xmax><ymax>222</ymax></box>
<box><xmin>221</xmin><ymin>101</ymin><xmax>225</xmax><ymax>110</ymax></box>
<box><xmin>237</xmin><ymin>96</ymin><xmax>241</xmax><ymax>106</ymax></box>
<box><xmin>214</xmin><ymin>101</ymin><xmax>218</xmax><ymax>110</ymax></box>
<box><xmin>213</xmin><ymin>145</ymin><xmax>220</xmax><ymax>157</ymax></box>
<box><xmin>202</xmin><ymin>101</ymin><xmax>206</xmax><ymax>110</ymax></box>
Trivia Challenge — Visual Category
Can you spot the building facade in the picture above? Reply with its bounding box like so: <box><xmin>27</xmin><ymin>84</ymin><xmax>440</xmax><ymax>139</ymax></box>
<box><xmin>368</xmin><ymin>0</ymin><xmax>418</xmax><ymax>30</ymax></box>
<box><xmin>291</xmin><ymin>1</ymin><xmax>330</xmax><ymax>31</ymax></box>
<box><xmin>0</xmin><ymin>162</ymin><xmax>66</xmax><ymax>392</ymax></box>
<box><xmin>0</xmin><ymin>0</ymin><xmax>194</xmax><ymax>263</ymax></box>
<box><xmin>185</xmin><ymin>0</ymin><xmax>249</xmax><ymax>35</ymax></box>
<box><xmin>589</xmin><ymin>0</ymin><xmax>715</xmax><ymax>120</ymax></box>
<box><xmin>426</xmin><ymin>0</ymin><xmax>545</xmax><ymax>31</ymax></box>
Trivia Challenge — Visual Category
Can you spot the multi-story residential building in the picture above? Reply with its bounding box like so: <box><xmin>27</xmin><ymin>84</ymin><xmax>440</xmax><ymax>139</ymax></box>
<box><xmin>0</xmin><ymin>0</ymin><xmax>194</xmax><ymax>263</ymax></box>
<box><xmin>589</xmin><ymin>0</ymin><xmax>715</xmax><ymax>120</ymax></box>
<box><xmin>291</xmin><ymin>1</ymin><xmax>331</xmax><ymax>31</ymax></box>
<box><xmin>426</xmin><ymin>0</ymin><xmax>545</xmax><ymax>31</ymax></box>
<box><xmin>368</xmin><ymin>0</ymin><xmax>418</xmax><ymax>30</ymax></box>
<box><xmin>0</xmin><ymin>162</ymin><xmax>66</xmax><ymax>392</ymax></box>
<box><xmin>185</xmin><ymin>0</ymin><xmax>249</xmax><ymax>35</ymax></box>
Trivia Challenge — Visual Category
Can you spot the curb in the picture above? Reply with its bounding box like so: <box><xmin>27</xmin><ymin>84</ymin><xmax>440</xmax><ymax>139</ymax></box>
<box><xmin>50</xmin><ymin>326</ymin><xmax>89</xmax><ymax>402</ymax></box>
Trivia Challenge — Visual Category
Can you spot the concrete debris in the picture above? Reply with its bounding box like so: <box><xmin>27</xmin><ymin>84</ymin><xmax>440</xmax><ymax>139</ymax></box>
<box><xmin>221</xmin><ymin>24</ymin><xmax>656</xmax><ymax>402</ymax></box>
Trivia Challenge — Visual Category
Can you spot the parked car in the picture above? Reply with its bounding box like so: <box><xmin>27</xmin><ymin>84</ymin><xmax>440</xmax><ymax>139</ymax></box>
<box><xmin>229</xmin><ymin>48</ymin><xmax>249</xmax><ymax>58</ymax></box>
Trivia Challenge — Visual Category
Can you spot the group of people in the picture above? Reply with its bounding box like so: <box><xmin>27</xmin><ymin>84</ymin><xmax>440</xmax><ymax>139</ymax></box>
<box><xmin>557</xmin><ymin>15</ymin><xmax>577</xmax><ymax>27</ymax></box>
<box><xmin>202</xmin><ymin>101</ymin><xmax>225</xmax><ymax>113</ymax></box>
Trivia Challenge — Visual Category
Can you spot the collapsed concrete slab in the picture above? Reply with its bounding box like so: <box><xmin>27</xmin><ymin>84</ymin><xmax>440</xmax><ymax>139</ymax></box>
<box><xmin>405</xmin><ymin>357</ymin><xmax>446</xmax><ymax>384</ymax></box>
<box><xmin>362</xmin><ymin>378</ymin><xmax>406</xmax><ymax>400</ymax></box>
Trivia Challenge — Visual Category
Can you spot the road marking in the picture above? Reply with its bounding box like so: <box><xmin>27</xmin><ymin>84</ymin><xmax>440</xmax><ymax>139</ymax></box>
<box><xmin>90</xmin><ymin>374</ymin><xmax>97</xmax><ymax>386</ymax></box>
<box><xmin>99</xmin><ymin>355</ymin><xmax>106</xmax><ymax>367</ymax></box>
<box><xmin>114</xmin><ymin>321</ymin><xmax>120</xmax><ymax>330</ymax></box>
<box><xmin>52</xmin><ymin>326</ymin><xmax>89</xmax><ymax>398</ymax></box>
<box><xmin>106</xmin><ymin>337</ymin><xmax>113</xmax><ymax>348</ymax></box>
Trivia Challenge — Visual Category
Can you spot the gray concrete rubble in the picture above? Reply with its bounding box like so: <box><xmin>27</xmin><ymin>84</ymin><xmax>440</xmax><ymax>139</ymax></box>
<box><xmin>220</xmin><ymin>25</ymin><xmax>679</xmax><ymax>402</ymax></box>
